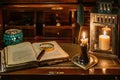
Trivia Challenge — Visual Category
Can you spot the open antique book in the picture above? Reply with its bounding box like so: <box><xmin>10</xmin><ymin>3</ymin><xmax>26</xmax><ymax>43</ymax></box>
<box><xmin>0</xmin><ymin>41</ymin><xmax>69</xmax><ymax>72</ymax></box>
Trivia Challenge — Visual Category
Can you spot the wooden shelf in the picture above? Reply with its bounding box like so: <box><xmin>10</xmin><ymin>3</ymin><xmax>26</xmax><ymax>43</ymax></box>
<box><xmin>1</xmin><ymin>3</ymin><xmax>77</xmax><ymax>38</ymax></box>
<box><xmin>1</xmin><ymin>0</ymin><xmax>78</xmax><ymax>4</ymax></box>
<box><xmin>4</xmin><ymin>25</ymin><xmax>36</xmax><ymax>37</ymax></box>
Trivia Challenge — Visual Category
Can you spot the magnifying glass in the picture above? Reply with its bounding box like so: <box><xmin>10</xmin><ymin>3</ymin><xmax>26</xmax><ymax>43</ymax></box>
<box><xmin>39</xmin><ymin>43</ymin><xmax>54</xmax><ymax>52</ymax></box>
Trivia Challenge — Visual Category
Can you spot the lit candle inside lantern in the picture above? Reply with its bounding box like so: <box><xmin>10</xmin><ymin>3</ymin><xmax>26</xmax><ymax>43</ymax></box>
<box><xmin>102</xmin><ymin>26</ymin><xmax>111</xmax><ymax>35</ymax></box>
<box><xmin>99</xmin><ymin>31</ymin><xmax>110</xmax><ymax>50</ymax></box>
<box><xmin>81</xmin><ymin>32</ymin><xmax>88</xmax><ymax>45</ymax></box>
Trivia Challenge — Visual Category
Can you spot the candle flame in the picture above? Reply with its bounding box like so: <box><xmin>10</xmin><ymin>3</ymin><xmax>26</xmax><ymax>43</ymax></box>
<box><xmin>81</xmin><ymin>32</ymin><xmax>88</xmax><ymax>45</ymax></box>
<box><xmin>103</xmin><ymin>31</ymin><xmax>106</xmax><ymax>35</ymax></box>
<box><xmin>82</xmin><ymin>32</ymin><xmax>86</xmax><ymax>39</ymax></box>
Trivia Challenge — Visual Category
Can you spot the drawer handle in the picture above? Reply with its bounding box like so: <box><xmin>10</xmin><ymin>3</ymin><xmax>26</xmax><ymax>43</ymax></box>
<box><xmin>57</xmin><ymin>32</ymin><xmax>60</xmax><ymax>35</ymax></box>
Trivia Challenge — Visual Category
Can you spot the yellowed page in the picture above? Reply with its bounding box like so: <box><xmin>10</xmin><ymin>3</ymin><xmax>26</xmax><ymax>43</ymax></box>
<box><xmin>32</xmin><ymin>41</ymin><xmax>69</xmax><ymax>61</ymax></box>
<box><xmin>7</xmin><ymin>42</ymin><xmax>36</xmax><ymax>65</ymax></box>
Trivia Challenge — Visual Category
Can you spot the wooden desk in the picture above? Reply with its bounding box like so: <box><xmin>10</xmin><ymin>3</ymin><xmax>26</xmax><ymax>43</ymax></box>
<box><xmin>0</xmin><ymin>43</ymin><xmax>120</xmax><ymax>79</ymax></box>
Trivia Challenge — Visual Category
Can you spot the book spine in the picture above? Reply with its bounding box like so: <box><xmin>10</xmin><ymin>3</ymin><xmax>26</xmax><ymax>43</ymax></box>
<box><xmin>6</xmin><ymin>61</ymin><xmax>39</xmax><ymax>72</ymax></box>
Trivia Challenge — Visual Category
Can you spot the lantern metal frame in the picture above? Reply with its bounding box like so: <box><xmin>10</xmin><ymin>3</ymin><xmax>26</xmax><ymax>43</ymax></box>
<box><xmin>89</xmin><ymin>13</ymin><xmax>119</xmax><ymax>58</ymax></box>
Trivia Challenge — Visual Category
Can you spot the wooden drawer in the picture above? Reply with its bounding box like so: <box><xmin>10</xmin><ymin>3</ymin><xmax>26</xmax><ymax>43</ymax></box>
<box><xmin>43</xmin><ymin>26</ymin><xmax>74</xmax><ymax>38</ymax></box>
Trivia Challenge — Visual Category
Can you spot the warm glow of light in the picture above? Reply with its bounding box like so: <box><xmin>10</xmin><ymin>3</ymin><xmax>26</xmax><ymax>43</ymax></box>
<box><xmin>103</xmin><ymin>30</ymin><xmax>107</xmax><ymax>35</ymax></box>
<box><xmin>89</xmin><ymin>68</ymin><xmax>94</xmax><ymax>74</ymax></box>
<box><xmin>51</xmin><ymin>6</ymin><xmax>63</xmax><ymax>10</ymax></box>
<box><xmin>99</xmin><ymin>30</ymin><xmax>110</xmax><ymax>50</ymax></box>
<box><xmin>102</xmin><ymin>68</ymin><xmax>106</xmax><ymax>74</ymax></box>
<box><xmin>81</xmin><ymin>32</ymin><xmax>88</xmax><ymax>45</ymax></box>
<box><xmin>82</xmin><ymin>32</ymin><xmax>86</xmax><ymax>39</ymax></box>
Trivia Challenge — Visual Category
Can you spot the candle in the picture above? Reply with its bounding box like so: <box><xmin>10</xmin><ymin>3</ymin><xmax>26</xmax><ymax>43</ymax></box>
<box><xmin>79</xmin><ymin>32</ymin><xmax>89</xmax><ymax>65</ymax></box>
<box><xmin>99</xmin><ymin>31</ymin><xmax>110</xmax><ymax>50</ymax></box>
<box><xmin>102</xmin><ymin>26</ymin><xmax>111</xmax><ymax>35</ymax></box>
<box><xmin>81</xmin><ymin>32</ymin><xmax>88</xmax><ymax>45</ymax></box>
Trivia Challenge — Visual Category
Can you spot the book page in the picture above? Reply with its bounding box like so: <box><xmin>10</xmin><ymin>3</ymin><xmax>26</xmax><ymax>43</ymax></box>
<box><xmin>32</xmin><ymin>41</ymin><xmax>69</xmax><ymax>61</ymax></box>
<box><xmin>7</xmin><ymin>42</ymin><xmax>36</xmax><ymax>65</ymax></box>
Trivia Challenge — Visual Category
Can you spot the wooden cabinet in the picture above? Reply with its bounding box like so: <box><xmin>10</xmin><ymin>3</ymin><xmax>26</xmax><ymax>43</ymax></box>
<box><xmin>3</xmin><ymin>10</ymin><xmax>37</xmax><ymax>38</ymax></box>
<box><xmin>1</xmin><ymin>0</ymin><xmax>78</xmax><ymax>3</ymax></box>
<box><xmin>83</xmin><ymin>5</ymin><xmax>96</xmax><ymax>26</ymax></box>
<box><xmin>0</xmin><ymin>9</ymin><xmax>3</xmax><ymax>40</ymax></box>
<box><xmin>1</xmin><ymin>2</ymin><xmax>77</xmax><ymax>38</ymax></box>
<box><xmin>0</xmin><ymin>1</ymin><xmax>78</xmax><ymax>41</ymax></box>
<box><xmin>43</xmin><ymin>26</ymin><xmax>75</xmax><ymax>40</ymax></box>
<box><xmin>43</xmin><ymin>11</ymin><xmax>70</xmax><ymax>25</ymax></box>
